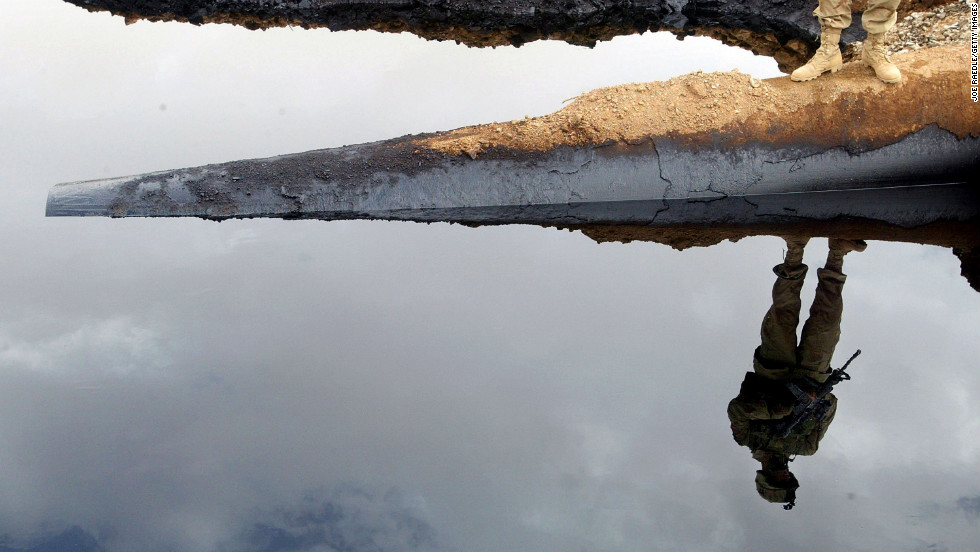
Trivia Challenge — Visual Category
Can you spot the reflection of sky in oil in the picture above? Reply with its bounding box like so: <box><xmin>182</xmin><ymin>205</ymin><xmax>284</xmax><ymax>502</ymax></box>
<box><xmin>1</xmin><ymin>1</ymin><xmax>977</xmax><ymax>550</ymax></box>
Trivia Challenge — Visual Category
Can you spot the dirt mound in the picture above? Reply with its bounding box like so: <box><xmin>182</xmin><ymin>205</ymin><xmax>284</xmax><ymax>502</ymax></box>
<box><xmin>418</xmin><ymin>0</ymin><xmax>976</xmax><ymax>158</ymax></box>
<box><xmin>419</xmin><ymin>43</ymin><xmax>975</xmax><ymax>159</ymax></box>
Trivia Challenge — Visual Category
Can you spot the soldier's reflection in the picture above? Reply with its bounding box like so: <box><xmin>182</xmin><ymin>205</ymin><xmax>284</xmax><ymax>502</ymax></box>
<box><xmin>728</xmin><ymin>237</ymin><xmax>866</xmax><ymax>509</ymax></box>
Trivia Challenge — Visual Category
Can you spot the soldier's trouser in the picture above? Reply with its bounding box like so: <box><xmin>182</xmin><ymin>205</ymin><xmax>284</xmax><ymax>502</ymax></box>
<box><xmin>814</xmin><ymin>0</ymin><xmax>900</xmax><ymax>34</ymax></box>
<box><xmin>755</xmin><ymin>263</ymin><xmax>847</xmax><ymax>383</ymax></box>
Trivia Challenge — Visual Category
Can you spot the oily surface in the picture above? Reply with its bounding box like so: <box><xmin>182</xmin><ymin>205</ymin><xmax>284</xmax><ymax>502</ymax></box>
<box><xmin>64</xmin><ymin>0</ymin><xmax>961</xmax><ymax>71</ymax></box>
<box><xmin>60</xmin><ymin>0</ymin><xmax>905</xmax><ymax>71</ymax></box>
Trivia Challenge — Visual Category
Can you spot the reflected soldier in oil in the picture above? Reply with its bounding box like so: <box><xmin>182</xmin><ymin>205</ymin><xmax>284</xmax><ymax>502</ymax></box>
<box><xmin>728</xmin><ymin>237</ymin><xmax>866</xmax><ymax>509</ymax></box>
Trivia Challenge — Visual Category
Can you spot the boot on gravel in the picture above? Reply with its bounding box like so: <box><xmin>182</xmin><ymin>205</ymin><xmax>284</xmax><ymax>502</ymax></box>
<box><xmin>791</xmin><ymin>27</ymin><xmax>843</xmax><ymax>82</ymax></box>
<box><xmin>862</xmin><ymin>32</ymin><xmax>901</xmax><ymax>83</ymax></box>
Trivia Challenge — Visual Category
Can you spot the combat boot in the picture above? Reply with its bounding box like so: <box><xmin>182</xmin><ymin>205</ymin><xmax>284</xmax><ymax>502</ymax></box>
<box><xmin>791</xmin><ymin>27</ymin><xmax>843</xmax><ymax>82</ymax></box>
<box><xmin>862</xmin><ymin>33</ymin><xmax>901</xmax><ymax>83</ymax></box>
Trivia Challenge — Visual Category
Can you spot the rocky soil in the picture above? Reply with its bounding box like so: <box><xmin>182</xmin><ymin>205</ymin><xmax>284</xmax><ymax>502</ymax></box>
<box><xmin>419</xmin><ymin>43</ymin><xmax>975</xmax><ymax>157</ymax></box>
<box><xmin>846</xmin><ymin>0</ymin><xmax>974</xmax><ymax>56</ymax></box>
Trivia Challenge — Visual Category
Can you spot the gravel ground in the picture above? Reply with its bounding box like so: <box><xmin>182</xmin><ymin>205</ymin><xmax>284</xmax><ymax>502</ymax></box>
<box><xmin>850</xmin><ymin>0</ymin><xmax>975</xmax><ymax>54</ymax></box>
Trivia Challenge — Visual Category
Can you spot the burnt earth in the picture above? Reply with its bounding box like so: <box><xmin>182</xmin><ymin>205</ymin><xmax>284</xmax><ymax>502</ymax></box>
<box><xmin>61</xmin><ymin>0</ymin><xmax>950</xmax><ymax>72</ymax></box>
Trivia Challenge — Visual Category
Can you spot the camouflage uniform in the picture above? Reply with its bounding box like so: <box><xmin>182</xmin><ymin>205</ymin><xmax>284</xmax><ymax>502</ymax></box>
<box><xmin>728</xmin><ymin>371</ymin><xmax>837</xmax><ymax>456</ymax></box>
<box><xmin>815</xmin><ymin>0</ymin><xmax>901</xmax><ymax>34</ymax></box>
<box><xmin>728</xmin><ymin>261</ymin><xmax>844</xmax><ymax>457</ymax></box>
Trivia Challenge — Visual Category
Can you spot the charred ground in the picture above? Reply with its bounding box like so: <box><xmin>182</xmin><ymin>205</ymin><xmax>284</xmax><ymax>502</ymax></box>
<box><xmin>61</xmin><ymin>0</ymin><xmax>958</xmax><ymax>71</ymax></box>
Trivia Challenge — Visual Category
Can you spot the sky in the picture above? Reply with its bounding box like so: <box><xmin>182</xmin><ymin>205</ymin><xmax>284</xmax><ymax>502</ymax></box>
<box><xmin>0</xmin><ymin>1</ymin><xmax>978</xmax><ymax>551</ymax></box>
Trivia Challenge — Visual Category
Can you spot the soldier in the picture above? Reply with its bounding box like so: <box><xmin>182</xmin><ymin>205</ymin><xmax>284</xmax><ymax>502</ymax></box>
<box><xmin>728</xmin><ymin>237</ymin><xmax>866</xmax><ymax>509</ymax></box>
<box><xmin>790</xmin><ymin>0</ymin><xmax>902</xmax><ymax>83</ymax></box>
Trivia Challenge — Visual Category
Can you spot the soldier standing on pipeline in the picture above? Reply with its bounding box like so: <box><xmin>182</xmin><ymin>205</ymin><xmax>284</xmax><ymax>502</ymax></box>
<box><xmin>790</xmin><ymin>0</ymin><xmax>901</xmax><ymax>83</ymax></box>
<box><xmin>728</xmin><ymin>237</ymin><xmax>866</xmax><ymax>509</ymax></box>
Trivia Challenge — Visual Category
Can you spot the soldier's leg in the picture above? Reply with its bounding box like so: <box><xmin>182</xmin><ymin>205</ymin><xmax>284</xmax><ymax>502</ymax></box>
<box><xmin>814</xmin><ymin>0</ymin><xmax>852</xmax><ymax>31</ymax></box>
<box><xmin>755</xmin><ymin>238</ymin><xmax>809</xmax><ymax>380</ymax></box>
<box><xmin>861</xmin><ymin>0</ymin><xmax>902</xmax><ymax>82</ymax></box>
<box><xmin>862</xmin><ymin>0</ymin><xmax>900</xmax><ymax>34</ymax></box>
<box><xmin>797</xmin><ymin>239</ymin><xmax>866</xmax><ymax>382</ymax></box>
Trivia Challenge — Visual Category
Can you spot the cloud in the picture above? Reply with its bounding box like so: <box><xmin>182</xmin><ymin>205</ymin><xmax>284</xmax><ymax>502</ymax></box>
<box><xmin>220</xmin><ymin>487</ymin><xmax>442</xmax><ymax>552</ymax></box>
<box><xmin>0</xmin><ymin>526</ymin><xmax>104</xmax><ymax>552</ymax></box>
<box><xmin>0</xmin><ymin>2</ymin><xmax>977</xmax><ymax>552</ymax></box>
<box><xmin>0</xmin><ymin>316</ymin><xmax>171</xmax><ymax>377</ymax></box>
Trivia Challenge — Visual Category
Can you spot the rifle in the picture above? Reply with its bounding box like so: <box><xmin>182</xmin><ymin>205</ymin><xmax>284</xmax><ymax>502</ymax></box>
<box><xmin>775</xmin><ymin>349</ymin><xmax>861</xmax><ymax>438</ymax></box>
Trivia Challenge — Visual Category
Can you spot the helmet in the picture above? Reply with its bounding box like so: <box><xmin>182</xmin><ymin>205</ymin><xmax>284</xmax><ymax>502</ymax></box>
<box><xmin>755</xmin><ymin>470</ymin><xmax>799</xmax><ymax>509</ymax></box>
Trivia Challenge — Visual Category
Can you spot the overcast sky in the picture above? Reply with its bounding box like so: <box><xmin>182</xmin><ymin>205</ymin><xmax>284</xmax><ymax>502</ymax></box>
<box><xmin>0</xmin><ymin>1</ymin><xmax>978</xmax><ymax>551</ymax></box>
